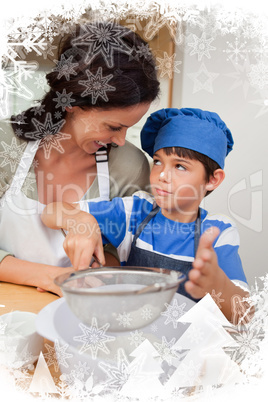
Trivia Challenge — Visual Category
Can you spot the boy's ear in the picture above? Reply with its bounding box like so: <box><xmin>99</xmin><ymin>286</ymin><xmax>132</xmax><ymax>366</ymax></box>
<box><xmin>205</xmin><ymin>169</ymin><xmax>225</xmax><ymax>191</ymax></box>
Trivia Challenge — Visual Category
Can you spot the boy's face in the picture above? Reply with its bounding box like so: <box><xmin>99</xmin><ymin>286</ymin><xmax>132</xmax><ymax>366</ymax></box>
<box><xmin>150</xmin><ymin>148</ymin><xmax>209</xmax><ymax>222</ymax></box>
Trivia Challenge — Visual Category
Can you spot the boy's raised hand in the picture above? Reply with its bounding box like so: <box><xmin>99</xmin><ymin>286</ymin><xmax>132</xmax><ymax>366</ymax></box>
<box><xmin>185</xmin><ymin>226</ymin><xmax>225</xmax><ymax>300</ymax></box>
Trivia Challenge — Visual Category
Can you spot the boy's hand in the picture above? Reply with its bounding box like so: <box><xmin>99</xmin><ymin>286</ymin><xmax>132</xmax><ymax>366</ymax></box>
<box><xmin>185</xmin><ymin>226</ymin><xmax>225</xmax><ymax>299</ymax></box>
<box><xmin>63</xmin><ymin>213</ymin><xmax>106</xmax><ymax>270</ymax></box>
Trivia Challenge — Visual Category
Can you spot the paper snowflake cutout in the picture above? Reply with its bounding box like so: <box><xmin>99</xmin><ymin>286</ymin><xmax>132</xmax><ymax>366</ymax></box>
<box><xmin>72</xmin><ymin>21</ymin><xmax>131</xmax><ymax>68</ymax></box>
<box><xmin>116</xmin><ymin>312</ymin><xmax>133</xmax><ymax>328</ymax></box>
<box><xmin>188</xmin><ymin>32</ymin><xmax>216</xmax><ymax>61</ymax></box>
<box><xmin>128</xmin><ymin>330</ymin><xmax>145</xmax><ymax>347</ymax></box>
<box><xmin>161</xmin><ymin>298</ymin><xmax>187</xmax><ymax>329</ymax></box>
<box><xmin>44</xmin><ymin>339</ymin><xmax>73</xmax><ymax>372</ymax></box>
<box><xmin>153</xmin><ymin>336</ymin><xmax>182</xmax><ymax>366</ymax></box>
<box><xmin>156</xmin><ymin>52</ymin><xmax>182</xmax><ymax>79</ymax></box>
<box><xmin>78</xmin><ymin>67</ymin><xmax>115</xmax><ymax>104</ymax></box>
<box><xmin>0</xmin><ymin>137</ymin><xmax>28</xmax><ymax>173</ymax></box>
<box><xmin>187</xmin><ymin>62</ymin><xmax>219</xmax><ymax>93</ymax></box>
<box><xmin>73</xmin><ymin>318</ymin><xmax>115</xmax><ymax>359</ymax></box>
<box><xmin>53</xmin><ymin>54</ymin><xmax>79</xmax><ymax>81</ymax></box>
<box><xmin>98</xmin><ymin>348</ymin><xmax>144</xmax><ymax>391</ymax></box>
<box><xmin>53</xmin><ymin>88</ymin><xmax>75</xmax><ymax>111</ymax></box>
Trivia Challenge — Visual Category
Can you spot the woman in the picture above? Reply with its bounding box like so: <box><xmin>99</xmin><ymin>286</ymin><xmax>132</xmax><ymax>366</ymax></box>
<box><xmin>0</xmin><ymin>21</ymin><xmax>160</xmax><ymax>296</ymax></box>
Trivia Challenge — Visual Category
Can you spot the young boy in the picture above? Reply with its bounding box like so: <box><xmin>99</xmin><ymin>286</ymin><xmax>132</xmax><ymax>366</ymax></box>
<box><xmin>42</xmin><ymin>108</ymin><xmax>249</xmax><ymax>322</ymax></box>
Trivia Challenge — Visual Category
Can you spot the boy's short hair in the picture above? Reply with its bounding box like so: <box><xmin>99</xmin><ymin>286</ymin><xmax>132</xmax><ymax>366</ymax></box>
<box><xmin>163</xmin><ymin>146</ymin><xmax>220</xmax><ymax>196</ymax></box>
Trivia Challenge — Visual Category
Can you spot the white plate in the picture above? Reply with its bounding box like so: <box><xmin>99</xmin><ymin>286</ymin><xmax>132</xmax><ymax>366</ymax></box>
<box><xmin>36</xmin><ymin>293</ymin><xmax>195</xmax><ymax>384</ymax></box>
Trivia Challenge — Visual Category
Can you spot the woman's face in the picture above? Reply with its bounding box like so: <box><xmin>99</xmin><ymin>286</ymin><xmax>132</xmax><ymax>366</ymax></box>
<box><xmin>64</xmin><ymin>103</ymin><xmax>151</xmax><ymax>154</ymax></box>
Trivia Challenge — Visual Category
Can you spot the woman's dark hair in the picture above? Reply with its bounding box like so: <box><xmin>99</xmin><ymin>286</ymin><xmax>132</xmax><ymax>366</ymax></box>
<box><xmin>11</xmin><ymin>21</ymin><xmax>160</xmax><ymax>140</ymax></box>
<box><xmin>163</xmin><ymin>147</ymin><xmax>220</xmax><ymax>196</ymax></box>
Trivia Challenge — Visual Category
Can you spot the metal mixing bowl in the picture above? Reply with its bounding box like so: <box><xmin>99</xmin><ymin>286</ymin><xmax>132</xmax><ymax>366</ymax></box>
<box><xmin>54</xmin><ymin>267</ymin><xmax>186</xmax><ymax>332</ymax></box>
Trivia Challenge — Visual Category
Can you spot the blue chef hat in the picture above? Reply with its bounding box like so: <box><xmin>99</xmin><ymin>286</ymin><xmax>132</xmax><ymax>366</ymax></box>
<box><xmin>140</xmin><ymin>108</ymin><xmax>233</xmax><ymax>169</ymax></box>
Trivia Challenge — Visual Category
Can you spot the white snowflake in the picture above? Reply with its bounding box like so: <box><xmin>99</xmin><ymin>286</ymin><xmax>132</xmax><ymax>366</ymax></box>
<box><xmin>176</xmin><ymin>360</ymin><xmax>202</xmax><ymax>386</ymax></box>
<box><xmin>25</xmin><ymin>112</ymin><xmax>66</xmax><ymax>140</ymax></box>
<box><xmin>188</xmin><ymin>32</ymin><xmax>216</xmax><ymax>61</ymax></box>
<box><xmin>98</xmin><ymin>348</ymin><xmax>144</xmax><ymax>391</ymax></box>
<box><xmin>52</xmin><ymin>88</ymin><xmax>75</xmax><ymax>111</ymax></box>
<box><xmin>60</xmin><ymin>361</ymin><xmax>91</xmax><ymax>386</ymax></box>
<box><xmin>31</xmin><ymin>104</ymin><xmax>46</xmax><ymax>116</ymax></box>
<box><xmin>9</xmin><ymin>172</ymin><xmax>36</xmax><ymax>195</ymax></box>
<box><xmin>223</xmin><ymin>37</ymin><xmax>248</xmax><ymax>64</ymax></box>
<box><xmin>225</xmin><ymin>58</ymin><xmax>251</xmax><ymax>99</ymax></box>
<box><xmin>0</xmin><ymin>170</ymin><xmax>8</xmax><ymax>180</ymax></box>
<box><xmin>156</xmin><ymin>52</ymin><xmax>182</xmax><ymax>79</ymax></box>
<box><xmin>116</xmin><ymin>312</ymin><xmax>133</xmax><ymax>328</ymax></box>
<box><xmin>72</xmin><ymin>21</ymin><xmax>131</xmax><ymax>68</ymax></box>
<box><xmin>143</xmin><ymin>12</ymin><xmax>178</xmax><ymax>42</ymax></box>
<box><xmin>53</xmin><ymin>54</ymin><xmax>79</xmax><ymax>81</ymax></box>
<box><xmin>187</xmin><ymin>62</ymin><xmax>219</xmax><ymax>93</ymax></box>
<box><xmin>42</xmin><ymin>41</ymin><xmax>57</xmax><ymax>60</ymax></box>
<box><xmin>14</xmin><ymin>112</ymin><xmax>27</xmax><ymax>125</ymax></box>
<box><xmin>0</xmin><ymin>137</ymin><xmax>28</xmax><ymax>173</ymax></box>
<box><xmin>54</xmin><ymin>111</ymin><xmax>62</xmax><ymax>119</ymax></box>
<box><xmin>150</xmin><ymin>323</ymin><xmax>158</xmax><ymax>333</ymax></box>
<box><xmin>38</xmin><ymin>132</ymin><xmax>72</xmax><ymax>159</ymax></box>
<box><xmin>136</xmin><ymin>43</ymin><xmax>153</xmax><ymax>60</ymax></box>
<box><xmin>186</xmin><ymin>324</ymin><xmax>204</xmax><ymax>344</ymax></box>
<box><xmin>128</xmin><ymin>330</ymin><xmax>145</xmax><ymax>347</ymax></box>
<box><xmin>153</xmin><ymin>336</ymin><xmax>182</xmax><ymax>366</ymax></box>
<box><xmin>161</xmin><ymin>298</ymin><xmax>186</xmax><ymax>329</ymax></box>
<box><xmin>44</xmin><ymin>339</ymin><xmax>73</xmax><ymax>372</ymax></box>
<box><xmin>248</xmin><ymin>60</ymin><xmax>268</xmax><ymax>90</ymax></box>
<box><xmin>78</xmin><ymin>67</ymin><xmax>115</xmax><ymax>104</ymax></box>
<box><xmin>0</xmin><ymin>321</ymin><xmax>7</xmax><ymax>334</ymax></box>
<box><xmin>34</xmin><ymin>73</ymin><xmax>48</xmax><ymax>90</ymax></box>
<box><xmin>15</xmin><ymin>128</ymin><xmax>24</xmax><ymax>137</ymax></box>
<box><xmin>73</xmin><ymin>318</ymin><xmax>115</xmax><ymax>359</ymax></box>
<box><xmin>141</xmin><ymin>306</ymin><xmax>153</xmax><ymax>321</ymax></box>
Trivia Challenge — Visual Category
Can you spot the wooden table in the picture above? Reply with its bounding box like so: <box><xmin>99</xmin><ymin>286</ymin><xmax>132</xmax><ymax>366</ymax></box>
<box><xmin>0</xmin><ymin>282</ymin><xmax>60</xmax><ymax>396</ymax></box>
<box><xmin>0</xmin><ymin>282</ymin><xmax>59</xmax><ymax>315</ymax></box>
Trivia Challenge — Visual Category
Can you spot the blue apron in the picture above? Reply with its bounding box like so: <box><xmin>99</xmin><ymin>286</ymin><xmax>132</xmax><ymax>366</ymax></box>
<box><xmin>126</xmin><ymin>206</ymin><xmax>201</xmax><ymax>302</ymax></box>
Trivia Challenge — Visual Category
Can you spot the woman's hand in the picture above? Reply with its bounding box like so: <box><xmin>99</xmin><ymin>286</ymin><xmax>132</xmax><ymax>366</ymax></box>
<box><xmin>62</xmin><ymin>212</ymin><xmax>105</xmax><ymax>270</ymax></box>
<box><xmin>42</xmin><ymin>202</ymin><xmax>106</xmax><ymax>270</ymax></box>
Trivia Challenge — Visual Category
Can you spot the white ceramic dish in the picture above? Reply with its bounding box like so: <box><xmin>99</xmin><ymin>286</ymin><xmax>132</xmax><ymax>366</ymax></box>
<box><xmin>0</xmin><ymin>311</ymin><xmax>43</xmax><ymax>368</ymax></box>
<box><xmin>36</xmin><ymin>293</ymin><xmax>195</xmax><ymax>385</ymax></box>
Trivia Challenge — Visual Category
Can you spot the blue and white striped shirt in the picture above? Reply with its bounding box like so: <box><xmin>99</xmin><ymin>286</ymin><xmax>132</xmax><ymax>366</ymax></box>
<box><xmin>80</xmin><ymin>191</ymin><xmax>248</xmax><ymax>288</ymax></box>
